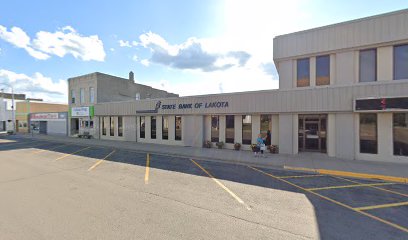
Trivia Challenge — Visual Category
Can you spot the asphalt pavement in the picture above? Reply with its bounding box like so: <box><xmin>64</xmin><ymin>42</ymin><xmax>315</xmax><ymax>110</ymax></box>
<box><xmin>0</xmin><ymin>136</ymin><xmax>407</xmax><ymax>240</ymax></box>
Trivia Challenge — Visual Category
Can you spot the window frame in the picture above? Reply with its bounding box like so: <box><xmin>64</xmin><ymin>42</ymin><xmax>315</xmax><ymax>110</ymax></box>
<box><xmin>359</xmin><ymin>48</ymin><xmax>377</xmax><ymax>83</ymax></box>
<box><xmin>151</xmin><ymin>116</ymin><xmax>156</xmax><ymax>139</ymax></box>
<box><xmin>297</xmin><ymin>58</ymin><xmax>310</xmax><ymax>87</ymax></box>
<box><xmin>359</xmin><ymin>113</ymin><xmax>378</xmax><ymax>154</ymax></box>
<box><xmin>316</xmin><ymin>55</ymin><xmax>330</xmax><ymax>86</ymax></box>
<box><xmin>393</xmin><ymin>44</ymin><xmax>408</xmax><ymax>80</ymax></box>
<box><xmin>175</xmin><ymin>115</ymin><xmax>182</xmax><ymax>141</ymax></box>
<box><xmin>140</xmin><ymin>116</ymin><xmax>145</xmax><ymax>139</ymax></box>
<box><xmin>211</xmin><ymin>115</ymin><xmax>219</xmax><ymax>143</ymax></box>
<box><xmin>118</xmin><ymin>116</ymin><xmax>123</xmax><ymax>137</ymax></box>
<box><xmin>225</xmin><ymin>115</ymin><xmax>235</xmax><ymax>144</ymax></box>
<box><xmin>162</xmin><ymin>116</ymin><xmax>169</xmax><ymax>140</ymax></box>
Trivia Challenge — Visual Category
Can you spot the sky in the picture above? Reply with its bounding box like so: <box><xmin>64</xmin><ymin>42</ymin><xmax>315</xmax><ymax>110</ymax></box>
<box><xmin>0</xmin><ymin>0</ymin><xmax>407</xmax><ymax>103</ymax></box>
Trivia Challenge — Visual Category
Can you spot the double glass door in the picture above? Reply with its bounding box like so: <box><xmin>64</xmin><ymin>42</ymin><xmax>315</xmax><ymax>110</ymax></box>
<box><xmin>298</xmin><ymin>115</ymin><xmax>327</xmax><ymax>152</ymax></box>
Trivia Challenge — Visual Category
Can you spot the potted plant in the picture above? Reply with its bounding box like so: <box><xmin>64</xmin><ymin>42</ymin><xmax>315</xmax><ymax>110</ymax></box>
<box><xmin>203</xmin><ymin>140</ymin><xmax>212</xmax><ymax>148</ymax></box>
<box><xmin>268</xmin><ymin>145</ymin><xmax>279</xmax><ymax>153</ymax></box>
<box><xmin>216</xmin><ymin>141</ymin><xmax>224</xmax><ymax>149</ymax></box>
<box><xmin>250</xmin><ymin>144</ymin><xmax>258</xmax><ymax>152</ymax></box>
<box><xmin>234</xmin><ymin>142</ymin><xmax>241</xmax><ymax>150</ymax></box>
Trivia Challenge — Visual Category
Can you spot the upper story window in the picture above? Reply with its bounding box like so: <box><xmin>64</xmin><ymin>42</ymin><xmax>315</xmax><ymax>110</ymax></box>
<box><xmin>359</xmin><ymin>49</ymin><xmax>377</xmax><ymax>82</ymax></box>
<box><xmin>80</xmin><ymin>88</ymin><xmax>85</xmax><ymax>104</ymax></box>
<box><xmin>316</xmin><ymin>55</ymin><xmax>330</xmax><ymax>86</ymax></box>
<box><xmin>394</xmin><ymin>44</ymin><xmax>408</xmax><ymax>80</ymax></box>
<box><xmin>71</xmin><ymin>90</ymin><xmax>76</xmax><ymax>104</ymax></box>
<box><xmin>297</xmin><ymin>58</ymin><xmax>310</xmax><ymax>87</ymax></box>
<box><xmin>89</xmin><ymin>87</ymin><xmax>95</xmax><ymax>104</ymax></box>
<box><xmin>135</xmin><ymin>93</ymin><xmax>140</xmax><ymax>100</ymax></box>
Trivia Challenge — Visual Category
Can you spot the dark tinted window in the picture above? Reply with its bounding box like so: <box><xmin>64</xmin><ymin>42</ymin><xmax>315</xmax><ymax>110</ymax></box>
<box><xmin>162</xmin><ymin>116</ymin><xmax>168</xmax><ymax>140</ymax></box>
<box><xmin>316</xmin><ymin>55</ymin><xmax>330</xmax><ymax>85</ymax></box>
<box><xmin>394</xmin><ymin>44</ymin><xmax>408</xmax><ymax>80</ymax></box>
<box><xmin>242</xmin><ymin>115</ymin><xmax>252</xmax><ymax>145</ymax></box>
<box><xmin>225</xmin><ymin>115</ymin><xmax>234</xmax><ymax>143</ymax></box>
<box><xmin>175</xmin><ymin>116</ymin><xmax>182</xmax><ymax>141</ymax></box>
<box><xmin>393</xmin><ymin>113</ymin><xmax>408</xmax><ymax>156</ymax></box>
<box><xmin>360</xmin><ymin>113</ymin><xmax>377</xmax><ymax>154</ymax></box>
<box><xmin>211</xmin><ymin>115</ymin><xmax>219</xmax><ymax>142</ymax></box>
<box><xmin>359</xmin><ymin>49</ymin><xmax>377</xmax><ymax>82</ymax></box>
<box><xmin>140</xmin><ymin>116</ymin><xmax>145</xmax><ymax>138</ymax></box>
<box><xmin>297</xmin><ymin>58</ymin><xmax>310</xmax><ymax>87</ymax></box>
<box><xmin>151</xmin><ymin>116</ymin><xmax>156</xmax><ymax>139</ymax></box>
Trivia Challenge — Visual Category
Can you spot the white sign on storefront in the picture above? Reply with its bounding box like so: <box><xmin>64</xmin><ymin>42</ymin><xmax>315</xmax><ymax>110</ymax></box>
<box><xmin>31</xmin><ymin>113</ymin><xmax>59</xmax><ymax>121</ymax></box>
<box><xmin>71</xmin><ymin>107</ymin><xmax>90</xmax><ymax>117</ymax></box>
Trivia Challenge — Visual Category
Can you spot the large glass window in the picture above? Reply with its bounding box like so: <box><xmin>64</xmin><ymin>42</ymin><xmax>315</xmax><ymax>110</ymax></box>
<box><xmin>297</xmin><ymin>58</ymin><xmax>310</xmax><ymax>87</ymax></box>
<box><xmin>225</xmin><ymin>115</ymin><xmax>234</xmax><ymax>144</ymax></box>
<box><xmin>175</xmin><ymin>116</ymin><xmax>182</xmax><ymax>141</ymax></box>
<box><xmin>151</xmin><ymin>116</ymin><xmax>156</xmax><ymax>139</ymax></box>
<box><xmin>102</xmin><ymin>117</ymin><xmax>108</xmax><ymax>135</ymax></box>
<box><xmin>140</xmin><ymin>116</ymin><xmax>145</xmax><ymax>138</ymax></box>
<box><xmin>394</xmin><ymin>44</ymin><xmax>408</xmax><ymax>80</ymax></box>
<box><xmin>360</xmin><ymin>113</ymin><xmax>377</xmax><ymax>154</ymax></box>
<box><xmin>71</xmin><ymin>90</ymin><xmax>76</xmax><ymax>104</ymax></box>
<box><xmin>242</xmin><ymin>115</ymin><xmax>252</xmax><ymax>145</ymax></box>
<box><xmin>89</xmin><ymin>87</ymin><xmax>95</xmax><ymax>104</ymax></box>
<box><xmin>261</xmin><ymin>115</ymin><xmax>272</xmax><ymax>145</ymax></box>
<box><xmin>393</xmin><ymin>113</ymin><xmax>408</xmax><ymax>156</ymax></box>
<box><xmin>118</xmin><ymin>116</ymin><xmax>123</xmax><ymax>137</ymax></box>
<box><xmin>359</xmin><ymin>49</ymin><xmax>377</xmax><ymax>82</ymax></box>
<box><xmin>316</xmin><ymin>55</ymin><xmax>330</xmax><ymax>85</ymax></box>
<box><xmin>211</xmin><ymin>115</ymin><xmax>219</xmax><ymax>142</ymax></box>
<box><xmin>80</xmin><ymin>88</ymin><xmax>85</xmax><ymax>104</ymax></box>
<box><xmin>110</xmin><ymin>117</ymin><xmax>115</xmax><ymax>136</ymax></box>
<box><xmin>162</xmin><ymin>116</ymin><xmax>169</xmax><ymax>140</ymax></box>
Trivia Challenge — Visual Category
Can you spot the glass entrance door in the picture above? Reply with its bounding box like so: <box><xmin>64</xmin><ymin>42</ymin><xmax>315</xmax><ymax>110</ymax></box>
<box><xmin>298</xmin><ymin>115</ymin><xmax>327</xmax><ymax>152</ymax></box>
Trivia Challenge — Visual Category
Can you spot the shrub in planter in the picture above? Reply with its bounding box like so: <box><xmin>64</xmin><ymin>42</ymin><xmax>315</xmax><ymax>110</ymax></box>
<box><xmin>268</xmin><ymin>145</ymin><xmax>279</xmax><ymax>153</ymax></box>
<box><xmin>203</xmin><ymin>140</ymin><xmax>212</xmax><ymax>148</ymax></box>
<box><xmin>234</xmin><ymin>142</ymin><xmax>241</xmax><ymax>150</ymax></box>
<box><xmin>216</xmin><ymin>141</ymin><xmax>224</xmax><ymax>149</ymax></box>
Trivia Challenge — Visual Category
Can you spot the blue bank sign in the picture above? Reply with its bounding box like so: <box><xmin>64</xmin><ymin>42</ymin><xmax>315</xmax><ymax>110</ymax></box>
<box><xmin>136</xmin><ymin>101</ymin><xmax>229</xmax><ymax>114</ymax></box>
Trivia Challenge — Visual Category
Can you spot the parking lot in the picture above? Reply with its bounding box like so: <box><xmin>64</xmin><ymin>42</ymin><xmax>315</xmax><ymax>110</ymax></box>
<box><xmin>0</xmin><ymin>136</ymin><xmax>407</xmax><ymax>240</ymax></box>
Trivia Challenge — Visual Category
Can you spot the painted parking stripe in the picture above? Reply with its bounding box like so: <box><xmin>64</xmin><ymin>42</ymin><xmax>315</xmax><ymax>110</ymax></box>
<box><xmin>307</xmin><ymin>182</ymin><xmax>395</xmax><ymax>191</ymax></box>
<box><xmin>55</xmin><ymin>146</ymin><xmax>91</xmax><ymax>161</ymax></box>
<box><xmin>144</xmin><ymin>153</ymin><xmax>150</xmax><ymax>184</ymax></box>
<box><xmin>33</xmin><ymin>143</ymin><xmax>70</xmax><ymax>154</ymax></box>
<box><xmin>335</xmin><ymin>176</ymin><xmax>408</xmax><ymax>198</ymax></box>
<box><xmin>191</xmin><ymin>159</ymin><xmax>251</xmax><ymax>210</ymax></box>
<box><xmin>248</xmin><ymin>166</ymin><xmax>408</xmax><ymax>234</ymax></box>
<box><xmin>278</xmin><ymin>174</ymin><xmax>323</xmax><ymax>179</ymax></box>
<box><xmin>354</xmin><ymin>201</ymin><xmax>408</xmax><ymax>211</ymax></box>
<box><xmin>87</xmin><ymin>150</ymin><xmax>116</xmax><ymax>171</ymax></box>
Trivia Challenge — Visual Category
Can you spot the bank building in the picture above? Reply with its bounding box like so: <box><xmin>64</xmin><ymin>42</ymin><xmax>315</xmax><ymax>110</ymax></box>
<box><xmin>68</xmin><ymin>9</ymin><xmax>408</xmax><ymax>163</ymax></box>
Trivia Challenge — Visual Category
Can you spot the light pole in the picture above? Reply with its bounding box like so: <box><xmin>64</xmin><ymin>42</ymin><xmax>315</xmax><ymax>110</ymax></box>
<box><xmin>0</xmin><ymin>82</ymin><xmax>15</xmax><ymax>133</ymax></box>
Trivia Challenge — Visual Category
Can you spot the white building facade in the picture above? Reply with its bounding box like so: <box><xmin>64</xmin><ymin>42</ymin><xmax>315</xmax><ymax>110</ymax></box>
<box><xmin>77</xmin><ymin>10</ymin><xmax>408</xmax><ymax>163</ymax></box>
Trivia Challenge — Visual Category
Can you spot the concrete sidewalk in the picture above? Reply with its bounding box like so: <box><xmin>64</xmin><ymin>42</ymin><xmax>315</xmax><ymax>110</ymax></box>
<box><xmin>15</xmin><ymin>134</ymin><xmax>408</xmax><ymax>180</ymax></box>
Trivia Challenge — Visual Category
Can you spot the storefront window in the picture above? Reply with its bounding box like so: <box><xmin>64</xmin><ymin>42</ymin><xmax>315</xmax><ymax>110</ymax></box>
<box><xmin>360</xmin><ymin>113</ymin><xmax>377</xmax><ymax>154</ymax></box>
<box><xmin>260</xmin><ymin>115</ymin><xmax>271</xmax><ymax>136</ymax></box>
<box><xmin>140</xmin><ymin>116</ymin><xmax>145</xmax><ymax>139</ymax></box>
<box><xmin>297</xmin><ymin>58</ymin><xmax>310</xmax><ymax>87</ymax></box>
<box><xmin>118</xmin><ymin>116</ymin><xmax>123</xmax><ymax>137</ymax></box>
<box><xmin>225</xmin><ymin>115</ymin><xmax>234</xmax><ymax>144</ymax></box>
<box><xmin>393</xmin><ymin>113</ymin><xmax>408</xmax><ymax>156</ymax></box>
<box><xmin>242</xmin><ymin>115</ymin><xmax>251</xmax><ymax>145</ymax></box>
<box><xmin>175</xmin><ymin>116</ymin><xmax>182</xmax><ymax>141</ymax></box>
<box><xmin>90</xmin><ymin>121</ymin><xmax>93</xmax><ymax>128</ymax></box>
<box><xmin>151</xmin><ymin>116</ymin><xmax>156</xmax><ymax>139</ymax></box>
<box><xmin>394</xmin><ymin>44</ymin><xmax>408</xmax><ymax>80</ymax></box>
<box><xmin>102</xmin><ymin>117</ymin><xmax>107</xmax><ymax>135</ymax></box>
<box><xmin>211</xmin><ymin>115</ymin><xmax>219</xmax><ymax>142</ymax></box>
<box><xmin>110</xmin><ymin>117</ymin><xmax>115</xmax><ymax>136</ymax></box>
<box><xmin>162</xmin><ymin>116</ymin><xmax>168</xmax><ymax>140</ymax></box>
<box><xmin>359</xmin><ymin>49</ymin><xmax>377</xmax><ymax>82</ymax></box>
<box><xmin>316</xmin><ymin>55</ymin><xmax>330</xmax><ymax>85</ymax></box>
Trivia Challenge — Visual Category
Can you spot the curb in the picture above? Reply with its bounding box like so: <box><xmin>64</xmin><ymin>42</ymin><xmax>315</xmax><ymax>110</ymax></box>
<box><xmin>284</xmin><ymin>166</ymin><xmax>408</xmax><ymax>184</ymax></box>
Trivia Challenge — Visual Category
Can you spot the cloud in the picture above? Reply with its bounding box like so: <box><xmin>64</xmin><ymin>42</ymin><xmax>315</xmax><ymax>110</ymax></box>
<box><xmin>0</xmin><ymin>69</ymin><xmax>67</xmax><ymax>103</ymax></box>
<box><xmin>0</xmin><ymin>25</ymin><xmax>105</xmax><ymax>61</ymax></box>
<box><xmin>132</xmin><ymin>54</ymin><xmax>138</xmax><ymax>62</ymax></box>
<box><xmin>33</xmin><ymin>26</ymin><xmax>105</xmax><ymax>61</ymax></box>
<box><xmin>140</xmin><ymin>59</ymin><xmax>150</xmax><ymax>67</ymax></box>
<box><xmin>119</xmin><ymin>40</ymin><xmax>131</xmax><ymax>47</ymax></box>
<box><xmin>261</xmin><ymin>62</ymin><xmax>278</xmax><ymax>78</ymax></box>
<box><xmin>138</xmin><ymin>32</ymin><xmax>251</xmax><ymax>72</ymax></box>
<box><xmin>0</xmin><ymin>25</ymin><xmax>50</xmax><ymax>60</ymax></box>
